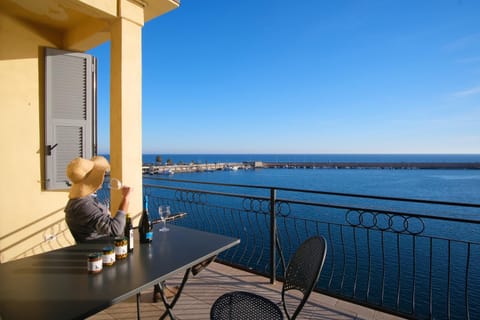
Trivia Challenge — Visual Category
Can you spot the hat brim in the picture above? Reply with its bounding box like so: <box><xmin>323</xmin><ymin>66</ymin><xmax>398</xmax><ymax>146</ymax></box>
<box><xmin>68</xmin><ymin>156</ymin><xmax>110</xmax><ymax>199</ymax></box>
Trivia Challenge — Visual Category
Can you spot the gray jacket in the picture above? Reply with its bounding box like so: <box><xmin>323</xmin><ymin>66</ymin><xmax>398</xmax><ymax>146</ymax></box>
<box><xmin>65</xmin><ymin>195</ymin><xmax>126</xmax><ymax>242</ymax></box>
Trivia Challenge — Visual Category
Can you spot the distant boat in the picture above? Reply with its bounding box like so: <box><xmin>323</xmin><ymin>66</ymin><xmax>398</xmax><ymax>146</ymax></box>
<box><xmin>224</xmin><ymin>165</ymin><xmax>239</xmax><ymax>171</ymax></box>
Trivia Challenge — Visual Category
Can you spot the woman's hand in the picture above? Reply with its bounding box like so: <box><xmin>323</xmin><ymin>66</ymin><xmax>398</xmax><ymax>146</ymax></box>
<box><xmin>118</xmin><ymin>186</ymin><xmax>133</xmax><ymax>213</ymax></box>
<box><xmin>121</xmin><ymin>185</ymin><xmax>133</xmax><ymax>199</ymax></box>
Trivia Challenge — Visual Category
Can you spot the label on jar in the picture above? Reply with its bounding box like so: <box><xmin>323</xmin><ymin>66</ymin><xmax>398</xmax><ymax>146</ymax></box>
<box><xmin>102</xmin><ymin>252</ymin><xmax>116</xmax><ymax>265</ymax></box>
<box><xmin>114</xmin><ymin>244</ymin><xmax>127</xmax><ymax>257</ymax></box>
<box><xmin>114</xmin><ymin>237</ymin><xmax>128</xmax><ymax>259</ymax></box>
<box><xmin>88</xmin><ymin>254</ymin><xmax>103</xmax><ymax>273</ymax></box>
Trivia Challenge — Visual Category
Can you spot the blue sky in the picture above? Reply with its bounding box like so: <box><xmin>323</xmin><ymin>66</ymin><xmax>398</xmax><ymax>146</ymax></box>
<box><xmin>91</xmin><ymin>0</ymin><xmax>480</xmax><ymax>154</ymax></box>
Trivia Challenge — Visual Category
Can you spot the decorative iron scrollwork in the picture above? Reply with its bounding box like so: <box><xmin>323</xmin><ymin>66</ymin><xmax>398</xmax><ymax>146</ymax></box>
<box><xmin>242</xmin><ymin>198</ymin><xmax>270</xmax><ymax>214</ymax></box>
<box><xmin>276</xmin><ymin>201</ymin><xmax>291</xmax><ymax>217</ymax></box>
<box><xmin>345</xmin><ymin>210</ymin><xmax>425</xmax><ymax>235</ymax></box>
<box><xmin>174</xmin><ymin>190</ymin><xmax>207</xmax><ymax>204</ymax></box>
<box><xmin>241</xmin><ymin>199</ymin><xmax>291</xmax><ymax>216</ymax></box>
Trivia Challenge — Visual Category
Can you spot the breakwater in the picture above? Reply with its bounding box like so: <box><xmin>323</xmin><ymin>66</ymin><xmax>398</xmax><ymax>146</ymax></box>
<box><xmin>143</xmin><ymin>161</ymin><xmax>480</xmax><ymax>175</ymax></box>
<box><xmin>142</xmin><ymin>162</ymin><xmax>247</xmax><ymax>175</ymax></box>
<box><xmin>262</xmin><ymin>161</ymin><xmax>480</xmax><ymax>169</ymax></box>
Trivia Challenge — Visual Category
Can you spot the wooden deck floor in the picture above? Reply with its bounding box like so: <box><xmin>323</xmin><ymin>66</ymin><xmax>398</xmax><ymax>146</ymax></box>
<box><xmin>87</xmin><ymin>262</ymin><xmax>405</xmax><ymax>320</ymax></box>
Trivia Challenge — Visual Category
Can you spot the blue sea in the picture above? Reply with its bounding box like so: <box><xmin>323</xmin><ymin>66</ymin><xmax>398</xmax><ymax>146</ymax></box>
<box><xmin>140</xmin><ymin>154</ymin><xmax>480</xmax><ymax>205</ymax></box>
<box><xmin>138</xmin><ymin>154</ymin><xmax>480</xmax><ymax>318</ymax></box>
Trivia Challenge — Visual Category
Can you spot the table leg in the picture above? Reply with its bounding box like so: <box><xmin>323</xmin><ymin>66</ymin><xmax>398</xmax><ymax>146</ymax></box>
<box><xmin>136</xmin><ymin>292</ymin><xmax>141</xmax><ymax>320</ymax></box>
<box><xmin>159</xmin><ymin>267</ymin><xmax>192</xmax><ymax>320</ymax></box>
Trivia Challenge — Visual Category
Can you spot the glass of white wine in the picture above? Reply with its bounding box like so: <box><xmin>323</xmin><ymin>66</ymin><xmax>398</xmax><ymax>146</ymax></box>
<box><xmin>109</xmin><ymin>178</ymin><xmax>123</xmax><ymax>190</ymax></box>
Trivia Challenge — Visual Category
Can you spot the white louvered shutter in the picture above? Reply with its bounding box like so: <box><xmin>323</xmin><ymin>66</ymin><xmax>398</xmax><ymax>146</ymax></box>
<box><xmin>44</xmin><ymin>48</ymin><xmax>97</xmax><ymax>190</ymax></box>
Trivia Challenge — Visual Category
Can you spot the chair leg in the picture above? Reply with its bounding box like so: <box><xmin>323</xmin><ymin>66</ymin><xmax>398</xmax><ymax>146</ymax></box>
<box><xmin>158</xmin><ymin>268</ymin><xmax>192</xmax><ymax>320</ymax></box>
<box><xmin>153</xmin><ymin>283</ymin><xmax>162</xmax><ymax>302</ymax></box>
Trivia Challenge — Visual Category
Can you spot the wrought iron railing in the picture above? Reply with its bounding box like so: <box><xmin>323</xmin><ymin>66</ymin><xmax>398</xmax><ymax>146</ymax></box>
<box><xmin>104</xmin><ymin>176</ymin><xmax>480</xmax><ymax>319</ymax></box>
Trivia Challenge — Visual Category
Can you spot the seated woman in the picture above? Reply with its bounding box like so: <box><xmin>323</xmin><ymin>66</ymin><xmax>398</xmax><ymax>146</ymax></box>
<box><xmin>64</xmin><ymin>156</ymin><xmax>178</xmax><ymax>300</ymax></box>
<box><xmin>64</xmin><ymin>156</ymin><xmax>132</xmax><ymax>242</ymax></box>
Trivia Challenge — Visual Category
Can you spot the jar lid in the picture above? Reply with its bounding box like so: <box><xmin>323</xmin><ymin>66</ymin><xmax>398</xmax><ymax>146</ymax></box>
<box><xmin>88</xmin><ymin>252</ymin><xmax>102</xmax><ymax>259</ymax></box>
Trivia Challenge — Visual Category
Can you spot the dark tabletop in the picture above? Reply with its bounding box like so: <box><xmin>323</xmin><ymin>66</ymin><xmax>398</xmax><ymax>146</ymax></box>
<box><xmin>0</xmin><ymin>225</ymin><xmax>240</xmax><ymax>320</ymax></box>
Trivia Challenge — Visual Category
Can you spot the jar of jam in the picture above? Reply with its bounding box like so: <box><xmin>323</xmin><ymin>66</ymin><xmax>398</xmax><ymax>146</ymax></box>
<box><xmin>87</xmin><ymin>252</ymin><xmax>103</xmax><ymax>274</ymax></box>
<box><xmin>102</xmin><ymin>247</ymin><xmax>116</xmax><ymax>266</ymax></box>
<box><xmin>114</xmin><ymin>237</ymin><xmax>128</xmax><ymax>259</ymax></box>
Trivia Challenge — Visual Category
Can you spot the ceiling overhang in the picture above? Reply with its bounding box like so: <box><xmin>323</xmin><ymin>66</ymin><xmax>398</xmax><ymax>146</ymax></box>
<box><xmin>0</xmin><ymin>0</ymin><xmax>180</xmax><ymax>50</ymax></box>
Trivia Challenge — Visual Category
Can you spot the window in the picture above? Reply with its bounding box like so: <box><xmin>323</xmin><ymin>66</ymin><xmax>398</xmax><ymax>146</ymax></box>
<box><xmin>44</xmin><ymin>48</ymin><xmax>97</xmax><ymax>190</ymax></box>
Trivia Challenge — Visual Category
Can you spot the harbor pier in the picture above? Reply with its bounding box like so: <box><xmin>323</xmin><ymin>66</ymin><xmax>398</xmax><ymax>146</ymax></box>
<box><xmin>142</xmin><ymin>162</ymin><xmax>250</xmax><ymax>175</ymax></box>
<box><xmin>143</xmin><ymin>161</ymin><xmax>480</xmax><ymax>175</ymax></box>
<box><xmin>262</xmin><ymin>161</ymin><xmax>480</xmax><ymax>170</ymax></box>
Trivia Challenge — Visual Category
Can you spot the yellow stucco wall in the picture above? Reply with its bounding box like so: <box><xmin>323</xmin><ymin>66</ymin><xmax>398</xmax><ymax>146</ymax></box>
<box><xmin>0</xmin><ymin>11</ymin><xmax>75</xmax><ymax>262</ymax></box>
<box><xmin>0</xmin><ymin>0</ymin><xmax>179</xmax><ymax>263</ymax></box>
<box><xmin>110</xmin><ymin>12</ymin><xmax>144</xmax><ymax>217</ymax></box>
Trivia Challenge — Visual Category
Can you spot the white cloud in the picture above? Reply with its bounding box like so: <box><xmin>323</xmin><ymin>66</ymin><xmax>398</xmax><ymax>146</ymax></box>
<box><xmin>453</xmin><ymin>85</ymin><xmax>480</xmax><ymax>97</ymax></box>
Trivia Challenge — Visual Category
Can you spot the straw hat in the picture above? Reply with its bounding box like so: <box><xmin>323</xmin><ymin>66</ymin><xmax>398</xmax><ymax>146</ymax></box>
<box><xmin>66</xmin><ymin>156</ymin><xmax>110</xmax><ymax>199</ymax></box>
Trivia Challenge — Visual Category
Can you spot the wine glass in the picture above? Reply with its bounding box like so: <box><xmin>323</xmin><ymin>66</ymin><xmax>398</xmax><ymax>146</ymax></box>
<box><xmin>109</xmin><ymin>178</ymin><xmax>123</xmax><ymax>190</ymax></box>
<box><xmin>158</xmin><ymin>205</ymin><xmax>171</xmax><ymax>232</ymax></box>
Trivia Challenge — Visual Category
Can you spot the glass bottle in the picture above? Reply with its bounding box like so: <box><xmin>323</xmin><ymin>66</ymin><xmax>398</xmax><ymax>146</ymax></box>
<box><xmin>139</xmin><ymin>195</ymin><xmax>153</xmax><ymax>243</ymax></box>
<box><xmin>125</xmin><ymin>214</ymin><xmax>134</xmax><ymax>252</ymax></box>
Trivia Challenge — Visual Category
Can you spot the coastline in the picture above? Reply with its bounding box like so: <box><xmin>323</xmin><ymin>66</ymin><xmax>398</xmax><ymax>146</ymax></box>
<box><xmin>139</xmin><ymin>153</ymin><xmax>480</xmax><ymax>164</ymax></box>
<box><xmin>141</xmin><ymin>161</ymin><xmax>480</xmax><ymax>175</ymax></box>
<box><xmin>261</xmin><ymin>161</ymin><xmax>480</xmax><ymax>170</ymax></box>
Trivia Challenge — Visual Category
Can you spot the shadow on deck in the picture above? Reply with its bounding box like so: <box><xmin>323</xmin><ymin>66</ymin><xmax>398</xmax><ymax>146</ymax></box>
<box><xmin>88</xmin><ymin>262</ymin><xmax>405</xmax><ymax>320</ymax></box>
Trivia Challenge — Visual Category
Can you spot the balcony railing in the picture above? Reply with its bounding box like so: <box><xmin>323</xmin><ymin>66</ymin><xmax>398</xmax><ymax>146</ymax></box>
<box><xmin>103</xmin><ymin>176</ymin><xmax>480</xmax><ymax>319</ymax></box>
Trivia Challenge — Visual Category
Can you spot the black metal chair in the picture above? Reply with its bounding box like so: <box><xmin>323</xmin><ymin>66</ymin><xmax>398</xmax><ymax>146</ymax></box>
<box><xmin>210</xmin><ymin>236</ymin><xmax>327</xmax><ymax>320</ymax></box>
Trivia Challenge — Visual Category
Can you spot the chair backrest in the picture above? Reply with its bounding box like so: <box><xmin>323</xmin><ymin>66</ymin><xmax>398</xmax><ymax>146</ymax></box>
<box><xmin>281</xmin><ymin>236</ymin><xmax>327</xmax><ymax>320</ymax></box>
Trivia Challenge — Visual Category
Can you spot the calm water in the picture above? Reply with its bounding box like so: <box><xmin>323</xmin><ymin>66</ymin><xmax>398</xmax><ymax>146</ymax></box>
<box><xmin>140</xmin><ymin>154</ymin><xmax>480</xmax><ymax>206</ymax></box>
<box><xmin>138</xmin><ymin>154</ymin><xmax>480</xmax><ymax>318</ymax></box>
